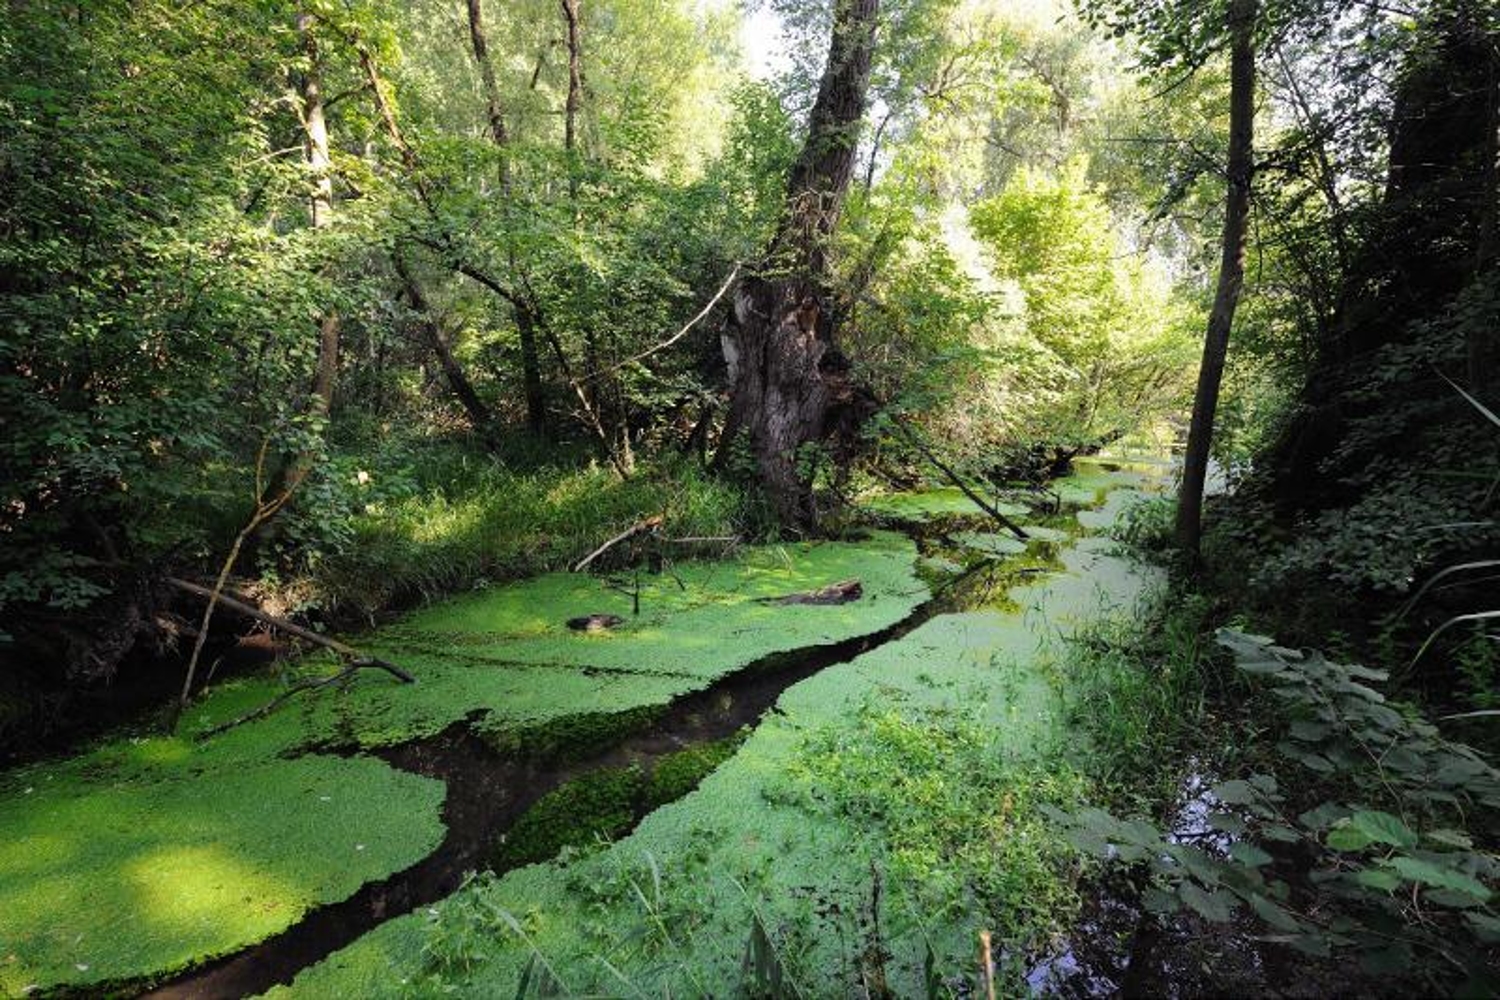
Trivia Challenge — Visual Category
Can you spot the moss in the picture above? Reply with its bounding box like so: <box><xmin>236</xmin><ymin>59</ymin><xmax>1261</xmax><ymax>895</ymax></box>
<box><xmin>492</xmin><ymin>766</ymin><xmax>645</xmax><ymax>869</ymax></box>
<box><xmin>645</xmin><ymin>731</ymin><xmax>748</xmax><ymax>806</ymax></box>
<box><xmin>479</xmin><ymin>705</ymin><xmax>665</xmax><ymax>764</ymax></box>
<box><xmin>491</xmin><ymin>732</ymin><xmax>751</xmax><ymax>871</ymax></box>
<box><xmin>0</xmin><ymin>753</ymin><xmax>444</xmax><ymax>996</ymax></box>
<box><xmin>859</xmin><ymin>488</ymin><xmax>1030</xmax><ymax>521</ymax></box>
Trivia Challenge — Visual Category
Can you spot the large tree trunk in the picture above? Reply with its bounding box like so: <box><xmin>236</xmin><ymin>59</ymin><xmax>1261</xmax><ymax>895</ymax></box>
<box><xmin>1173</xmin><ymin>0</ymin><xmax>1256</xmax><ymax>557</ymax></box>
<box><xmin>724</xmin><ymin>0</ymin><xmax>880</xmax><ymax>531</ymax></box>
<box><xmin>464</xmin><ymin>0</ymin><xmax>547</xmax><ymax>435</ymax></box>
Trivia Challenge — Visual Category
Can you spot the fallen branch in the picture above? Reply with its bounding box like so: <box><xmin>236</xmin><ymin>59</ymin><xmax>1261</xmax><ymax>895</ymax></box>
<box><xmin>889</xmin><ymin>418</ymin><xmax>1030</xmax><ymax>541</ymax></box>
<box><xmin>193</xmin><ymin>659</ymin><xmax>412</xmax><ymax>741</ymax></box>
<box><xmin>175</xmin><ymin>438</ymin><xmax>309</xmax><ymax>722</ymax></box>
<box><xmin>584</xmin><ymin>264</ymin><xmax>741</xmax><ymax>381</ymax></box>
<box><xmin>572</xmin><ymin>515</ymin><xmax>664</xmax><ymax>572</ymax></box>
<box><xmin>166</xmin><ymin>577</ymin><xmax>414</xmax><ymax>682</ymax></box>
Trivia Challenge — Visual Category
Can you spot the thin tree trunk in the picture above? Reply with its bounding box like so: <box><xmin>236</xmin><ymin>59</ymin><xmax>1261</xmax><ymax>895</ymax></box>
<box><xmin>1470</xmin><ymin>38</ymin><xmax>1499</xmax><ymax>404</ymax></box>
<box><xmin>465</xmin><ymin>0</ymin><xmax>547</xmax><ymax>434</ymax></box>
<box><xmin>561</xmin><ymin>0</ymin><xmax>583</xmax><ymax>201</ymax></box>
<box><xmin>299</xmin><ymin>11</ymin><xmax>339</xmax><ymax>422</ymax></box>
<box><xmin>466</xmin><ymin>0</ymin><xmax>511</xmax><ymax>190</ymax></box>
<box><xmin>557</xmin><ymin>0</ymin><xmax>633</xmax><ymax>472</ymax></box>
<box><xmin>394</xmin><ymin>254</ymin><xmax>498</xmax><ymax>439</ymax></box>
<box><xmin>725</xmin><ymin>0</ymin><xmax>881</xmax><ymax>530</ymax></box>
<box><xmin>1174</xmin><ymin>0</ymin><xmax>1257</xmax><ymax>556</ymax></box>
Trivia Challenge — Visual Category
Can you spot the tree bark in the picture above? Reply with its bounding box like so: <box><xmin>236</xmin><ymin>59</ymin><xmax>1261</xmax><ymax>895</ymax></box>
<box><xmin>465</xmin><ymin>0</ymin><xmax>547</xmax><ymax>435</ymax></box>
<box><xmin>393</xmin><ymin>254</ymin><xmax>499</xmax><ymax>439</ymax></box>
<box><xmin>299</xmin><ymin>11</ymin><xmax>340</xmax><ymax>421</ymax></box>
<box><xmin>466</xmin><ymin>0</ymin><xmax>511</xmax><ymax>187</ymax></box>
<box><xmin>1173</xmin><ymin>0</ymin><xmax>1256</xmax><ymax>557</ymax></box>
<box><xmin>561</xmin><ymin>0</ymin><xmax>583</xmax><ymax>191</ymax></box>
<box><xmin>724</xmin><ymin>0</ymin><xmax>881</xmax><ymax>531</ymax></box>
<box><xmin>1470</xmin><ymin>35</ymin><xmax>1500</xmax><ymax>405</ymax></box>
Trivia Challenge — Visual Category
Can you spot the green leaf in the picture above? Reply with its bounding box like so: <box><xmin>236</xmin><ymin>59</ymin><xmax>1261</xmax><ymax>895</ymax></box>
<box><xmin>1327</xmin><ymin>825</ymin><xmax>1374</xmax><ymax>852</ymax></box>
<box><xmin>1354</xmin><ymin>868</ymin><xmax>1402</xmax><ymax>891</ymax></box>
<box><xmin>1425</xmin><ymin>829</ymin><xmax>1473</xmax><ymax>849</ymax></box>
<box><xmin>1299</xmin><ymin>803</ymin><xmax>1348</xmax><ymax>830</ymax></box>
<box><xmin>1286</xmin><ymin>933</ymin><xmax>1332</xmax><ymax>958</ymax></box>
<box><xmin>1246</xmin><ymin>893</ymin><xmax>1300</xmax><ymax>931</ymax></box>
<box><xmin>1207</xmin><ymin>812</ymin><xmax>1246</xmax><ymax>836</ymax></box>
<box><xmin>1385</xmin><ymin>856</ymin><xmax>1493</xmax><ymax>902</ymax></box>
<box><xmin>1261</xmin><ymin>824</ymin><xmax>1301</xmax><ymax>843</ymax></box>
<box><xmin>1141</xmin><ymin>886</ymin><xmax>1178</xmax><ymax>915</ymax></box>
<box><xmin>1348</xmin><ymin>811</ymin><xmax>1418</xmax><ymax>849</ymax></box>
<box><xmin>1288</xmin><ymin>720</ymin><xmax>1329</xmax><ymax>742</ymax></box>
<box><xmin>1465</xmin><ymin>912</ymin><xmax>1500</xmax><ymax>943</ymax></box>
<box><xmin>1178</xmin><ymin>882</ymin><xmax>1234</xmax><ymax>923</ymax></box>
<box><xmin>1229</xmin><ymin>842</ymin><xmax>1273</xmax><ymax>867</ymax></box>
<box><xmin>1211</xmin><ymin>779</ymin><xmax>1259</xmax><ymax>805</ymax></box>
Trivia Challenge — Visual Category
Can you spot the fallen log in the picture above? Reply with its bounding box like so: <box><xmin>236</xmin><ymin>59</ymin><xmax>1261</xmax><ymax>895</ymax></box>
<box><xmin>759</xmin><ymin>579</ymin><xmax>864</xmax><ymax>606</ymax></box>
<box><xmin>889</xmin><ymin>418</ymin><xmax>1030</xmax><ymax>541</ymax></box>
<box><xmin>567</xmin><ymin>613</ymin><xmax>625</xmax><ymax>632</ymax></box>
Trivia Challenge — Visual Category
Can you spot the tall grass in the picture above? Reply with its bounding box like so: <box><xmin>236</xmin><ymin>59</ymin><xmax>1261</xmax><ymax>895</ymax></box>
<box><xmin>303</xmin><ymin>451</ymin><xmax>759</xmax><ymax>620</ymax></box>
<box><xmin>1060</xmin><ymin>591</ymin><xmax>1220</xmax><ymax>804</ymax></box>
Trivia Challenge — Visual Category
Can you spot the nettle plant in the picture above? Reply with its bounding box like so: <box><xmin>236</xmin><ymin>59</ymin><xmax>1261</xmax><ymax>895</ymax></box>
<box><xmin>1057</xmin><ymin>631</ymin><xmax>1500</xmax><ymax>989</ymax></box>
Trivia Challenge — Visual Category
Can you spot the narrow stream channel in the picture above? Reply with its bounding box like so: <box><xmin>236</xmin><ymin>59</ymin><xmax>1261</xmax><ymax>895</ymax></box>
<box><xmin>139</xmin><ymin>536</ymin><xmax>1028</xmax><ymax>999</ymax></box>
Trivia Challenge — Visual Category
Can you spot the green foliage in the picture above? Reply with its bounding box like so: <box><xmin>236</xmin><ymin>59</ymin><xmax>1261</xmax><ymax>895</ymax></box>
<box><xmin>304</xmin><ymin>453</ymin><xmax>754</xmax><ymax>617</ymax></box>
<box><xmin>493</xmin><ymin>766</ymin><xmax>644</xmax><ymax>869</ymax></box>
<box><xmin>1058</xmin><ymin>630</ymin><xmax>1500</xmax><ymax>990</ymax></box>
<box><xmin>968</xmin><ymin>158</ymin><xmax>1198</xmax><ymax>449</ymax></box>
<box><xmin>1061</xmin><ymin>590</ymin><xmax>1215</xmax><ymax>793</ymax></box>
<box><xmin>492</xmin><ymin>733</ymin><xmax>748</xmax><ymax>870</ymax></box>
<box><xmin>1109</xmin><ymin>494</ymin><xmax>1177</xmax><ymax>556</ymax></box>
<box><xmin>786</xmin><ymin>703</ymin><xmax>1090</xmax><ymax>943</ymax></box>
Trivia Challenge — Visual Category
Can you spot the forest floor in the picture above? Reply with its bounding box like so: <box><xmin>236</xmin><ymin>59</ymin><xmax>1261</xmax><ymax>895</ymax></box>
<box><xmin>0</xmin><ymin>458</ymin><xmax>1169</xmax><ymax>998</ymax></box>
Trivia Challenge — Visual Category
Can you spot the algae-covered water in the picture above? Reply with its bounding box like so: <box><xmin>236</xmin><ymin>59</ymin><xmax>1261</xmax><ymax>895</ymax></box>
<box><xmin>0</xmin><ymin>462</ymin><xmax>1164</xmax><ymax>998</ymax></box>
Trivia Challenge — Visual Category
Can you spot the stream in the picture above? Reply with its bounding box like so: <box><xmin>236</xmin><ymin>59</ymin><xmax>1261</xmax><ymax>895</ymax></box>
<box><xmin>141</xmin><ymin>557</ymin><xmax>1004</xmax><ymax>999</ymax></box>
<box><xmin>2</xmin><ymin>460</ymin><xmax>1170</xmax><ymax>999</ymax></box>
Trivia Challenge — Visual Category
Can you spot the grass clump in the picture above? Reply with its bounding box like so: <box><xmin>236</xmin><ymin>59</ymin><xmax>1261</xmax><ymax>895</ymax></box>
<box><xmin>491</xmin><ymin>733</ymin><xmax>749</xmax><ymax>870</ymax></box>
<box><xmin>1060</xmin><ymin>590</ymin><xmax>1220</xmax><ymax>801</ymax></box>
<box><xmin>492</xmin><ymin>766</ymin><xmax>645</xmax><ymax>869</ymax></box>
<box><xmin>645</xmin><ymin>732</ymin><xmax>747</xmax><ymax>804</ymax></box>
<box><xmin>305</xmin><ymin>456</ymin><xmax>755</xmax><ymax>619</ymax></box>
<box><xmin>480</xmin><ymin>706</ymin><xmax>666</xmax><ymax>764</ymax></box>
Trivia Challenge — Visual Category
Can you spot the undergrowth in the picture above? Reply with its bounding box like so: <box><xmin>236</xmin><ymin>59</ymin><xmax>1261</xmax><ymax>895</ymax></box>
<box><xmin>778</xmin><ymin>702</ymin><xmax>1091</xmax><ymax>970</ymax></box>
<box><xmin>296</xmin><ymin>449</ymin><xmax>757</xmax><ymax>620</ymax></box>
<box><xmin>1060</xmin><ymin>588</ymin><xmax>1225</xmax><ymax>809</ymax></box>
